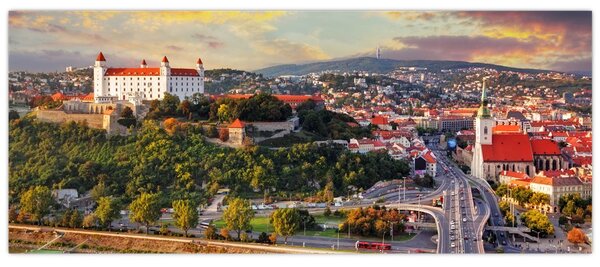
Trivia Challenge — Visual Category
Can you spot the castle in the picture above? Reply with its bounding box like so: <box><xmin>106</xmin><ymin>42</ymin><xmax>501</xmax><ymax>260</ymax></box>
<box><xmin>93</xmin><ymin>52</ymin><xmax>205</xmax><ymax>103</ymax></box>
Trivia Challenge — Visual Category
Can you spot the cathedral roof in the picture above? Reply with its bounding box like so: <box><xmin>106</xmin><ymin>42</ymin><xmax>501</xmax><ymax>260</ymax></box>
<box><xmin>530</xmin><ymin>139</ymin><xmax>561</xmax><ymax>155</ymax></box>
<box><xmin>481</xmin><ymin>133</ymin><xmax>534</xmax><ymax>162</ymax></box>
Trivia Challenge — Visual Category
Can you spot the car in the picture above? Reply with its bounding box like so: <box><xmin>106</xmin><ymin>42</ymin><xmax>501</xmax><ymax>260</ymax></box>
<box><xmin>494</xmin><ymin>213</ymin><xmax>499</xmax><ymax>217</ymax></box>
<box><xmin>464</xmin><ymin>237</ymin><xmax>469</xmax><ymax>240</ymax></box>
<box><xmin>462</xmin><ymin>218</ymin><xmax>467</xmax><ymax>222</ymax></box>
<box><xmin>451</xmin><ymin>242</ymin><xmax>456</xmax><ymax>248</ymax></box>
<box><xmin>501</xmin><ymin>240</ymin><xmax>507</xmax><ymax>246</ymax></box>
<box><xmin>500</xmin><ymin>232</ymin><xmax>505</xmax><ymax>237</ymax></box>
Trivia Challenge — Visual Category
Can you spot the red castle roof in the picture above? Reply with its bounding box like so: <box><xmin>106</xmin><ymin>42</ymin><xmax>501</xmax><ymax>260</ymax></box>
<box><xmin>162</xmin><ymin>56</ymin><xmax>169</xmax><ymax>63</ymax></box>
<box><xmin>197</xmin><ymin>58</ymin><xmax>203</xmax><ymax>64</ymax></box>
<box><xmin>96</xmin><ymin>52</ymin><xmax>106</xmax><ymax>61</ymax></box>
<box><xmin>104</xmin><ymin>67</ymin><xmax>199</xmax><ymax>76</ymax></box>
<box><xmin>141</xmin><ymin>59</ymin><xmax>147</xmax><ymax>65</ymax></box>
<box><xmin>481</xmin><ymin>134</ymin><xmax>534</xmax><ymax>162</ymax></box>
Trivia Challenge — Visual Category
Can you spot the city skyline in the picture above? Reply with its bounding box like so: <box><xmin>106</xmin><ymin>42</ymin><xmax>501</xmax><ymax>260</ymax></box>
<box><xmin>9</xmin><ymin>11</ymin><xmax>592</xmax><ymax>73</ymax></box>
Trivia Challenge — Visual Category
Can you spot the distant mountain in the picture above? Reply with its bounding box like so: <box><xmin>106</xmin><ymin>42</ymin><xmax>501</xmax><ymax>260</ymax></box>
<box><xmin>254</xmin><ymin>57</ymin><xmax>554</xmax><ymax>77</ymax></box>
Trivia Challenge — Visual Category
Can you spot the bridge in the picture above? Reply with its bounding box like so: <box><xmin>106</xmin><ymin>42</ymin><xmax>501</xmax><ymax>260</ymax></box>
<box><xmin>394</xmin><ymin>204</ymin><xmax>449</xmax><ymax>254</ymax></box>
<box><xmin>484</xmin><ymin>226</ymin><xmax>540</xmax><ymax>242</ymax></box>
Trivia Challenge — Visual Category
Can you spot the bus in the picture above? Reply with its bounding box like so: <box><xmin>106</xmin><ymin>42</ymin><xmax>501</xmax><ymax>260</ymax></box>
<box><xmin>355</xmin><ymin>241</ymin><xmax>392</xmax><ymax>251</ymax></box>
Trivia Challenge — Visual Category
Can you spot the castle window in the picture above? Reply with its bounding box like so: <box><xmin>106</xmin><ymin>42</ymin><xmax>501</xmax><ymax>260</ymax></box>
<box><xmin>484</xmin><ymin>126</ymin><xmax>488</xmax><ymax>135</ymax></box>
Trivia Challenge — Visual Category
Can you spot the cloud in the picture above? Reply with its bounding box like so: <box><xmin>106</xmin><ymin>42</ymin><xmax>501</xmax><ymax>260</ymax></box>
<box><xmin>252</xmin><ymin>39</ymin><xmax>329</xmax><ymax>63</ymax></box>
<box><xmin>391</xmin><ymin>35</ymin><xmax>542</xmax><ymax>61</ymax></box>
<box><xmin>191</xmin><ymin>33</ymin><xmax>225</xmax><ymax>49</ymax></box>
<box><xmin>549</xmin><ymin>58</ymin><xmax>592</xmax><ymax>73</ymax></box>
<box><xmin>165</xmin><ymin>45</ymin><xmax>184</xmax><ymax>51</ymax></box>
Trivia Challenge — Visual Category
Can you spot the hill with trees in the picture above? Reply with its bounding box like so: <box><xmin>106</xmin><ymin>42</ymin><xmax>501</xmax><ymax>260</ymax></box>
<box><xmin>255</xmin><ymin>57</ymin><xmax>553</xmax><ymax>77</ymax></box>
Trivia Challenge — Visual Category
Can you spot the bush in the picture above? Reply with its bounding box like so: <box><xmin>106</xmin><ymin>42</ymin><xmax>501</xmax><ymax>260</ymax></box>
<box><xmin>220</xmin><ymin>228</ymin><xmax>231</xmax><ymax>241</ymax></box>
<box><xmin>323</xmin><ymin>206</ymin><xmax>332</xmax><ymax>217</ymax></box>
<box><xmin>240</xmin><ymin>232</ymin><xmax>251</xmax><ymax>242</ymax></box>
<box><xmin>268</xmin><ymin>233</ymin><xmax>278</xmax><ymax>245</ymax></box>
<box><xmin>257</xmin><ymin>232</ymin><xmax>270</xmax><ymax>244</ymax></box>
<box><xmin>205</xmin><ymin>225</ymin><xmax>218</xmax><ymax>240</ymax></box>
<box><xmin>558</xmin><ymin>215</ymin><xmax>568</xmax><ymax>225</ymax></box>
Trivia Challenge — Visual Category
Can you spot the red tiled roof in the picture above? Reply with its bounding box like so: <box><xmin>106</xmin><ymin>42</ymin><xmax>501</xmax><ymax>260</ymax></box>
<box><xmin>371</xmin><ymin>116</ymin><xmax>389</xmax><ymax>125</ymax></box>
<box><xmin>104</xmin><ymin>67</ymin><xmax>199</xmax><ymax>76</ymax></box>
<box><xmin>499</xmin><ymin>171</ymin><xmax>529</xmax><ymax>180</ymax></box>
<box><xmin>96</xmin><ymin>52</ymin><xmax>106</xmax><ymax>61</ymax></box>
<box><xmin>509</xmin><ymin>178</ymin><xmax>531</xmax><ymax>188</ymax></box>
<box><xmin>229</xmin><ymin>118</ymin><xmax>245</xmax><ymax>128</ymax></box>
<box><xmin>531</xmin><ymin>176</ymin><xmax>553</xmax><ymax>186</ymax></box>
<box><xmin>211</xmin><ymin>94</ymin><xmax>324</xmax><ymax>103</ymax></box>
<box><xmin>492</xmin><ymin>125</ymin><xmax>521</xmax><ymax>134</ymax></box>
<box><xmin>106</xmin><ymin>68</ymin><xmax>160</xmax><ymax>76</ymax></box>
<box><xmin>170</xmin><ymin>68</ymin><xmax>200</xmax><ymax>76</ymax></box>
<box><xmin>481</xmin><ymin>134</ymin><xmax>533</xmax><ymax>162</ymax></box>
<box><xmin>530</xmin><ymin>139</ymin><xmax>561</xmax><ymax>155</ymax></box>
<box><xmin>422</xmin><ymin>152</ymin><xmax>437</xmax><ymax>164</ymax></box>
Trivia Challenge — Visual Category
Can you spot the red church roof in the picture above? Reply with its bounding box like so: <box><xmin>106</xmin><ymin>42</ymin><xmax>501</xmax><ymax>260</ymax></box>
<box><xmin>229</xmin><ymin>119</ymin><xmax>246</xmax><ymax>128</ymax></box>
<box><xmin>371</xmin><ymin>116</ymin><xmax>389</xmax><ymax>125</ymax></box>
<box><xmin>481</xmin><ymin>134</ymin><xmax>534</xmax><ymax>162</ymax></box>
<box><xmin>96</xmin><ymin>52</ymin><xmax>106</xmax><ymax>61</ymax></box>
<box><xmin>530</xmin><ymin>139</ymin><xmax>561</xmax><ymax>155</ymax></box>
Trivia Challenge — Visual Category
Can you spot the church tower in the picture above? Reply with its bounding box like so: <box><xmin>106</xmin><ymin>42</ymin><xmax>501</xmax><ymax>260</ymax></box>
<box><xmin>475</xmin><ymin>78</ymin><xmax>494</xmax><ymax>145</ymax></box>
<box><xmin>472</xmin><ymin>78</ymin><xmax>494</xmax><ymax>180</ymax></box>
<box><xmin>196</xmin><ymin>57</ymin><xmax>205</xmax><ymax>94</ymax></box>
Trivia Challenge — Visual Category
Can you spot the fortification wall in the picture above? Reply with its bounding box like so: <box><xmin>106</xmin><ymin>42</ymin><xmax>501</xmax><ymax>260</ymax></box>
<box><xmin>36</xmin><ymin>110</ymin><xmax>106</xmax><ymax>129</ymax></box>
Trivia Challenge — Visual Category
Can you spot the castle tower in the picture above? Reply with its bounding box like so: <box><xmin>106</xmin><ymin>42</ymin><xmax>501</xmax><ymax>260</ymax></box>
<box><xmin>196</xmin><ymin>57</ymin><xmax>205</xmax><ymax>94</ymax></box>
<box><xmin>140</xmin><ymin>59</ymin><xmax>147</xmax><ymax>68</ymax></box>
<box><xmin>160</xmin><ymin>56</ymin><xmax>171</xmax><ymax>76</ymax></box>
<box><xmin>93</xmin><ymin>52</ymin><xmax>107</xmax><ymax>102</ymax></box>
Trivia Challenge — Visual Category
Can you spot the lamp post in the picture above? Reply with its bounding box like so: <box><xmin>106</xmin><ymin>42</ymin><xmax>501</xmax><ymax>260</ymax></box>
<box><xmin>303</xmin><ymin>220</ymin><xmax>306</xmax><ymax>236</ymax></box>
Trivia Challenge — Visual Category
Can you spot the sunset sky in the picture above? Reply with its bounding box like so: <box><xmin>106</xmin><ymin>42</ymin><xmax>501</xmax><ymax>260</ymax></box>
<box><xmin>8</xmin><ymin>11</ymin><xmax>592</xmax><ymax>73</ymax></box>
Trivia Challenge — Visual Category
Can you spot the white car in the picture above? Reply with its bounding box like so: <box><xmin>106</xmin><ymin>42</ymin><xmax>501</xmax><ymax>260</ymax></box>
<box><xmin>463</xmin><ymin>218</ymin><xmax>467</xmax><ymax>222</ymax></box>
<box><xmin>451</xmin><ymin>242</ymin><xmax>456</xmax><ymax>248</ymax></box>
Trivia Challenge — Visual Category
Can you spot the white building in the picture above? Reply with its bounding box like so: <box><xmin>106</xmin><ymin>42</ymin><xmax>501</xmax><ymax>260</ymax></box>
<box><xmin>93</xmin><ymin>52</ymin><xmax>204</xmax><ymax>103</ymax></box>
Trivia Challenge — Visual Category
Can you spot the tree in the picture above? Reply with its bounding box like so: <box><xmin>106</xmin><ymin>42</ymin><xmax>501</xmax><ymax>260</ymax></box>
<box><xmin>530</xmin><ymin>192</ymin><xmax>550</xmax><ymax>207</ymax></box>
<box><xmin>129</xmin><ymin>192</ymin><xmax>162</xmax><ymax>234</ymax></box>
<box><xmin>218</xmin><ymin>128</ymin><xmax>229</xmax><ymax>142</ymax></box>
<box><xmin>172</xmin><ymin>199</ymin><xmax>198</xmax><ymax>237</ymax></box>
<box><xmin>90</xmin><ymin>181</ymin><xmax>107</xmax><ymax>202</ymax></box>
<box><xmin>19</xmin><ymin>185</ymin><xmax>53</xmax><ymax>225</ymax></box>
<box><xmin>567</xmin><ymin>227</ymin><xmax>587</xmax><ymax>244</ymax></box>
<box><xmin>120</xmin><ymin>106</ymin><xmax>134</xmax><ymax>118</ymax></box>
<box><xmin>495</xmin><ymin>183</ymin><xmax>508</xmax><ymax>198</ymax></box>
<box><xmin>9</xmin><ymin>205</ymin><xmax>18</xmax><ymax>223</ymax></box>
<box><xmin>520</xmin><ymin>210</ymin><xmax>554</xmax><ymax>236</ymax></box>
<box><xmin>95</xmin><ymin>196</ymin><xmax>121</xmax><ymax>230</ymax></box>
<box><xmin>82</xmin><ymin>213</ymin><xmax>98</xmax><ymax>228</ymax></box>
<box><xmin>160</xmin><ymin>93</ymin><xmax>180</xmax><ymax>115</ymax></box>
<box><xmin>222</xmin><ymin>198</ymin><xmax>254</xmax><ymax>240</ymax></box>
<box><xmin>69</xmin><ymin>209</ymin><xmax>83</xmax><ymax>228</ymax></box>
<box><xmin>220</xmin><ymin>228</ymin><xmax>231</xmax><ymax>241</ymax></box>
<box><xmin>270</xmin><ymin>208</ymin><xmax>300</xmax><ymax>244</ymax></box>
<box><xmin>9</xmin><ymin>110</ymin><xmax>20</xmax><ymax>121</ymax></box>
<box><xmin>269</xmin><ymin>233</ymin><xmax>278</xmax><ymax>244</ymax></box>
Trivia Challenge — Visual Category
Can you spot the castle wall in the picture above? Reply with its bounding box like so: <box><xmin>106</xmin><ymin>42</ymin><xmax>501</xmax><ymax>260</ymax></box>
<box><xmin>36</xmin><ymin>110</ymin><xmax>106</xmax><ymax>129</ymax></box>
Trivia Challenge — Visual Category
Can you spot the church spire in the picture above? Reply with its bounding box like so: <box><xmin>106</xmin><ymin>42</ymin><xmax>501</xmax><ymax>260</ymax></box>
<box><xmin>477</xmin><ymin>78</ymin><xmax>491</xmax><ymax>118</ymax></box>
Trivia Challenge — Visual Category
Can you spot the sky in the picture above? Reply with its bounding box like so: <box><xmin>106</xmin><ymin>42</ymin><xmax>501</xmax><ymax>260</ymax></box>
<box><xmin>8</xmin><ymin>11</ymin><xmax>592</xmax><ymax>73</ymax></box>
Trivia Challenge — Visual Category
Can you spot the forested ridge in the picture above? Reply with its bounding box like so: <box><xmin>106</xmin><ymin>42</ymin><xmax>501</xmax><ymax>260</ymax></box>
<box><xmin>9</xmin><ymin>116</ymin><xmax>410</xmax><ymax>207</ymax></box>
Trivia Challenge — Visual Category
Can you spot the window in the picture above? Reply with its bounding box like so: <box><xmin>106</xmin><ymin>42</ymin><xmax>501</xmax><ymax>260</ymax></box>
<box><xmin>484</xmin><ymin>126</ymin><xmax>488</xmax><ymax>135</ymax></box>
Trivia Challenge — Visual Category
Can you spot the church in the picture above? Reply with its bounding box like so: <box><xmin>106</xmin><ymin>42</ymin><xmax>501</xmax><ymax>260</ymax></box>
<box><xmin>93</xmin><ymin>52</ymin><xmax>205</xmax><ymax>103</ymax></box>
<box><xmin>470</xmin><ymin>79</ymin><xmax>565</xmax><ymax>182</ymax></box>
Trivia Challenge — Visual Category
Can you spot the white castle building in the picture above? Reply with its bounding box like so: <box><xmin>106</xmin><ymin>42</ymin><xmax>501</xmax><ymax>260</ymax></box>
<box><xmin>93</xmin><ymin>52</ymin><xmax>204</xmax><ymax>103</ymax></box>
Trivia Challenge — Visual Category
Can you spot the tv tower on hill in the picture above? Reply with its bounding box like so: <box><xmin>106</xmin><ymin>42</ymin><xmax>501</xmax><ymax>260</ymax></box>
<box><xmin>376</xmin><ymin>46</ymin><xmax>382</xmax><ymax>59</ymax></box>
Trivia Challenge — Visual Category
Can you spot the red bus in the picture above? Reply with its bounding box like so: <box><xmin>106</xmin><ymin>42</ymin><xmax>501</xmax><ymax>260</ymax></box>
<box><xmin>355</xmin><ymin>241</ymin><xmax>392</xmax><ymax>251</ymax></box>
